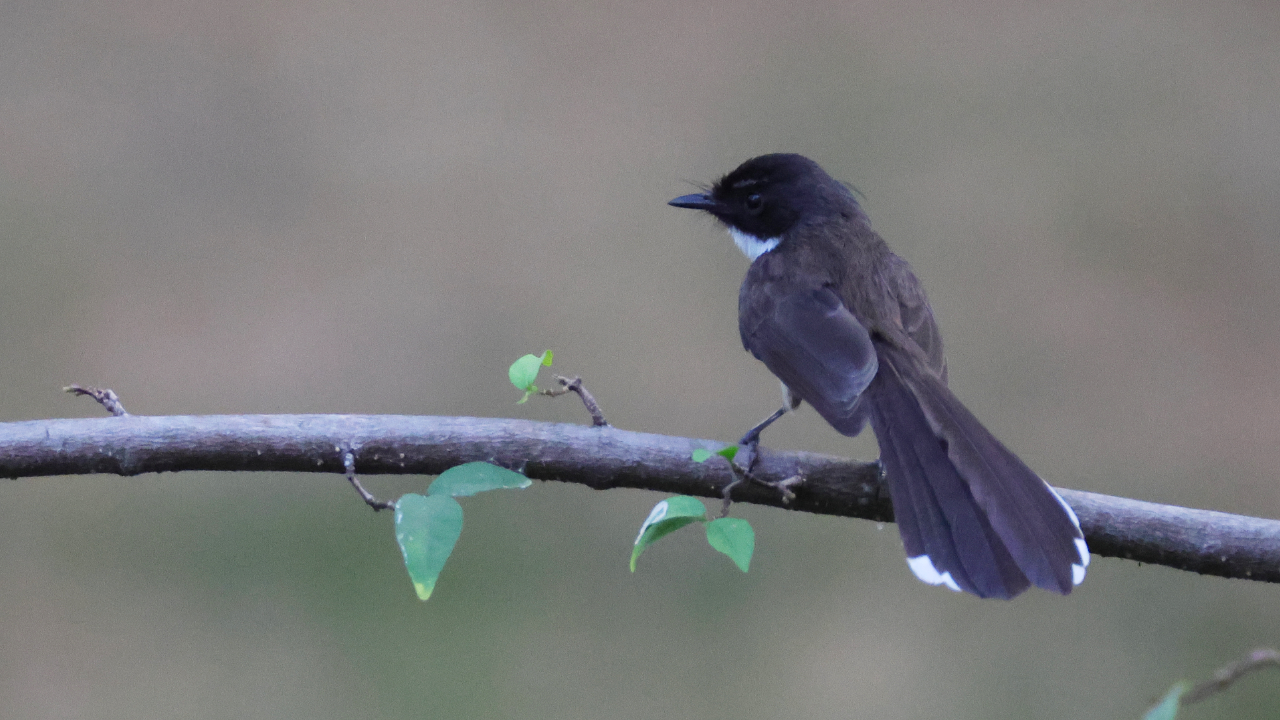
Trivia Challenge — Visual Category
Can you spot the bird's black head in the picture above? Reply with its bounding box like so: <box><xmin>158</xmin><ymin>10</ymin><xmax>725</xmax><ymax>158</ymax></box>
<box><xmin>669</xmin><ymin>154</ymin><xmax>853</xmax><ymax>245</ymax></box>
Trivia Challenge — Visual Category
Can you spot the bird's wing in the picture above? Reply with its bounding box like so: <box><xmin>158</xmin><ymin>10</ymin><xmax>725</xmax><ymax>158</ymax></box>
<box><xmin>740</xmin><ymin>283</ymin><xmax>878</xmax><ymax>435</ymax></box>
<box><xmin>889</xmin><ymin>255</ymin><xmax>947</xmax><ymax>382</ymax></box>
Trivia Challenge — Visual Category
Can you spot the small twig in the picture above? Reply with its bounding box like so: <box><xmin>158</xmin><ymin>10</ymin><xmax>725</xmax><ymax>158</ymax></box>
<box><xmin>1182</xmin><ymin>648</ymin><xmax>1280</xmax><ymax>704</ymax></box>
<box><xmin>719</xmin><ymin>461</ymin><xmax>749</xmax><ymax>518</ymax></box>
<box><xmin>539</xmin><ymin>375</ymin><xmax>608</xmax><ymax>427</ymax></box>
<box><xmin>343</xmin><ymin>451</ymin><xmax>395</xmax><ymax>511</ymax></box>
<box><xmin>63</xmin><ymin>384</ymin><xmax>129</xmax><ymax>417</ymax></box>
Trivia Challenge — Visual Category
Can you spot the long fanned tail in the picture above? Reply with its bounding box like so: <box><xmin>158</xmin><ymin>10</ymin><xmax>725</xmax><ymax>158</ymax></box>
<box><xmin>866</xmin><ymin>345</ymin><xmax>1089</xmax><ymax>599</ymax></box>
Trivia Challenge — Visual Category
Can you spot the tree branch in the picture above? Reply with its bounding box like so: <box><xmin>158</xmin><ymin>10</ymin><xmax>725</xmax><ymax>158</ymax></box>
<box><xmin>2</xmin><ymin>413</ymin><xmax>1277</xmax><ymax>584</ymax></box>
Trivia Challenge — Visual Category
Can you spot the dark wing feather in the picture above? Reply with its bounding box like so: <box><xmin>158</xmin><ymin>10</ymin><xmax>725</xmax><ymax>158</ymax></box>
<box><xmin>740</xmin><ymin>284</ymin><xmax>878</xmax><ymax>435</ymax></box>
<box><xmin>888</xmin><ymin>254</ymin><xmax>947</xmax><ymax>382</ymax></box>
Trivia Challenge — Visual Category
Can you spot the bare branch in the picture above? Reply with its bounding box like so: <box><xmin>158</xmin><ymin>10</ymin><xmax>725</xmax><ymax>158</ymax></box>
<box><xmin>1</xmin><ymin>413</ymin><xmax>1278</xmax><ymax>585</ymax></box>
<box><xmin>1183</xmin><ymin>648</ymin><xmax>1280</xmax><ymax>704</ymax></box>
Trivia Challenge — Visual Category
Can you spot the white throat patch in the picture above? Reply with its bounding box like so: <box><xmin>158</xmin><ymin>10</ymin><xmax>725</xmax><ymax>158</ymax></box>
<box><xmin>728</xmin><ymin>227</ymin><xmax>780</xmax><ymax>261</ymax></box>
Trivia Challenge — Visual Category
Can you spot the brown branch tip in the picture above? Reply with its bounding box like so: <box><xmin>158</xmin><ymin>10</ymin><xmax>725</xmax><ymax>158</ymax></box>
<box><xmin>64</xmin><ymin>384</ymin><xmax>129</xmax><ymax>417</ymax></box>
<box><xmin>540</xmin><ymin>375</ymin><xmax>608</xmax><ymax>427</ymax></box>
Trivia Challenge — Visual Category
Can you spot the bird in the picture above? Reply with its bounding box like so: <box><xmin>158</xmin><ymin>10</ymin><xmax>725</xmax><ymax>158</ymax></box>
<box><xmin>669</xmin><ymin>153</ymin><xmax>1089</xmax><ymax>599</ymax></box>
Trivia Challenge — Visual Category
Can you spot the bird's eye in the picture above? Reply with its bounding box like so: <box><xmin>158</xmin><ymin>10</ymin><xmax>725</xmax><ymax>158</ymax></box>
<box><xmin>744</xmin><ymin>194</ymin><xmax>764</xmax><ymax>214</ymax></box>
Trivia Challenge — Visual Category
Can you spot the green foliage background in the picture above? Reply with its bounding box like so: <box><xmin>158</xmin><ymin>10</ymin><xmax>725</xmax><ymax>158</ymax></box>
<box><xmin>2</xmin><ymin>1</ymin><xmax>1279</xmax><ymax>718</ymax></box>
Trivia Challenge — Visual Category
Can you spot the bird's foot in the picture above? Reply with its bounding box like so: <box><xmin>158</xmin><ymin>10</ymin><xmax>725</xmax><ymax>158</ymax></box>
<box><xmin>757</xmin><ymin>473</ymin><xmax>804</xmax><ymax>504</ymax></box>
<box><xmin>732</xmin><ymin>435</ymin><xmax>761</xmax><ymax>475</ymax></box>
<box><xmin>723</xmin><ymin>437</ymin><xmax>805</xmax><ymax>509</ymax></box>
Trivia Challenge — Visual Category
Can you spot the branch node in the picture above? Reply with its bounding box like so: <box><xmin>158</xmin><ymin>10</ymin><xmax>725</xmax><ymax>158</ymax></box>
<box><xmin>540</xmin><ymin>375</ymin><xmax>608</xmax><ymax>426</ymax></box>
<box><xmin>343</xmin><ymin>450</ymin><xmax>395</xmax><ymax>512</ymax></box>
<box><xmin>64</xmin><ymin>384</ymin><xmax>129</xmax><ymax>417</ymax></box>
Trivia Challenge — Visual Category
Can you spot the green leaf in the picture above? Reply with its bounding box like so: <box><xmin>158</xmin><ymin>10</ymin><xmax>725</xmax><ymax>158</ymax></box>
<box><xmin>394</xmin><ymin>493</ymin><xmax>464</xmax><ymax>601</ymax></box>
<box><xmin>692</xmin><ymin>446</ymin><xmax>737</xmax><ymax>463</ymax></box>
<box><xmin>706</xmin><ymin>517</ymin><xmax>755</xmax><ymax>572</ymax></box>
<box><xmin>630</xmin><ymin>496</ymin><xmax>707</xmax><ymax>571</ymax></box>
<box><xmin>509</xmin><ymin>354</ymin><xmax>544</xmax><ymax>392</ymax></box>
<box><xmin>1143</xmin><ymin>683</ymin><xmax>1188</xmax><ymax>720</ymax></box>
<box><xmin>540</xmin><ymin>350</ymin><xmax>553</xmax><ymax>366</ymax></box>
<box><xmin>428</xmin><ymin>461</ymin><xmax>532</xmax><ymax>497</ymax></box>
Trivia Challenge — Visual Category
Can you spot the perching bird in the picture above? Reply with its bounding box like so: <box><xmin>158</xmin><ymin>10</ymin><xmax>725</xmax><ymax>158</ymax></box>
<box><xmin>670</xmin><ymin>153</ymin><xmax>1088</xmax><ymax>599</ymax></box>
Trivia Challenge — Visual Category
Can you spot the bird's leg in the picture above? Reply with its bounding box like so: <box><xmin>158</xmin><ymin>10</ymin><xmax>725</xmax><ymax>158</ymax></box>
<box><xmin>734</xmin><ymin>405</ymin><xmax>789</xmax><ymax>472</ymax></box>
<box><xmin>737</xmin><ymin>405</ymin><xmax>789</xmax><ymax>448</ymax></box>
<box><xmin>722</xmin><ymin>385</ymin><xmax>806</xmax><ymax>511</ymax></box>
<box><xmin>735</xmin><ymin>384</ymin><xmax>802</xmax><ymax>471</ymax></box>
<box><xmin>727</xmin><ymin>414</ymin><xmax>807</xmax><ymax>507</ymax></box>
<box><xmin>719</xmin><ymin>408</ymin><xmax>786</xmax><ymax>513</ymax></box>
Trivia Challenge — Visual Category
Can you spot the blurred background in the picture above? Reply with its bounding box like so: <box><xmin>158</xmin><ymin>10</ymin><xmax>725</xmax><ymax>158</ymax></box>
<box><xmin>2</xmin><ymin>0</ymin><xmax>1279</xmax><ymax>717</ymax></box>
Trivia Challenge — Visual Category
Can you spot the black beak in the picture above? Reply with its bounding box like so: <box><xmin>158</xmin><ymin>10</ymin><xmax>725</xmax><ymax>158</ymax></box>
<box><xmin>668</xmin><ymin>193</ymin><xmax>718</xmax><ymax>210</ymax></box>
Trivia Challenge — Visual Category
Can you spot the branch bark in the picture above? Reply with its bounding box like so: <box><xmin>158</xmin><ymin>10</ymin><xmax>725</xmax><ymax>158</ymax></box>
<box><xmin>2</xmin><ymin>413</ymin><xmax>1277</xmax><ymax>585</ymax></box>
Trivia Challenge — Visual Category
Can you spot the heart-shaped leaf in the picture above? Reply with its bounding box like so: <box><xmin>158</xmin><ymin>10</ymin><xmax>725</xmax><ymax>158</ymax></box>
<box><xmin>706</xmin><ymin>517</ymin><xmax>754</xmax><ymax>572</ymax></box>
<box><xmin>394</xmin><ymin>493</ymin><xmax>464</xmax><ymax>601</ymax></box>
<box><xmin>630</xmin><ymin>496</ymin><xmax>707</xmax><ymax>571</ymax></box>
